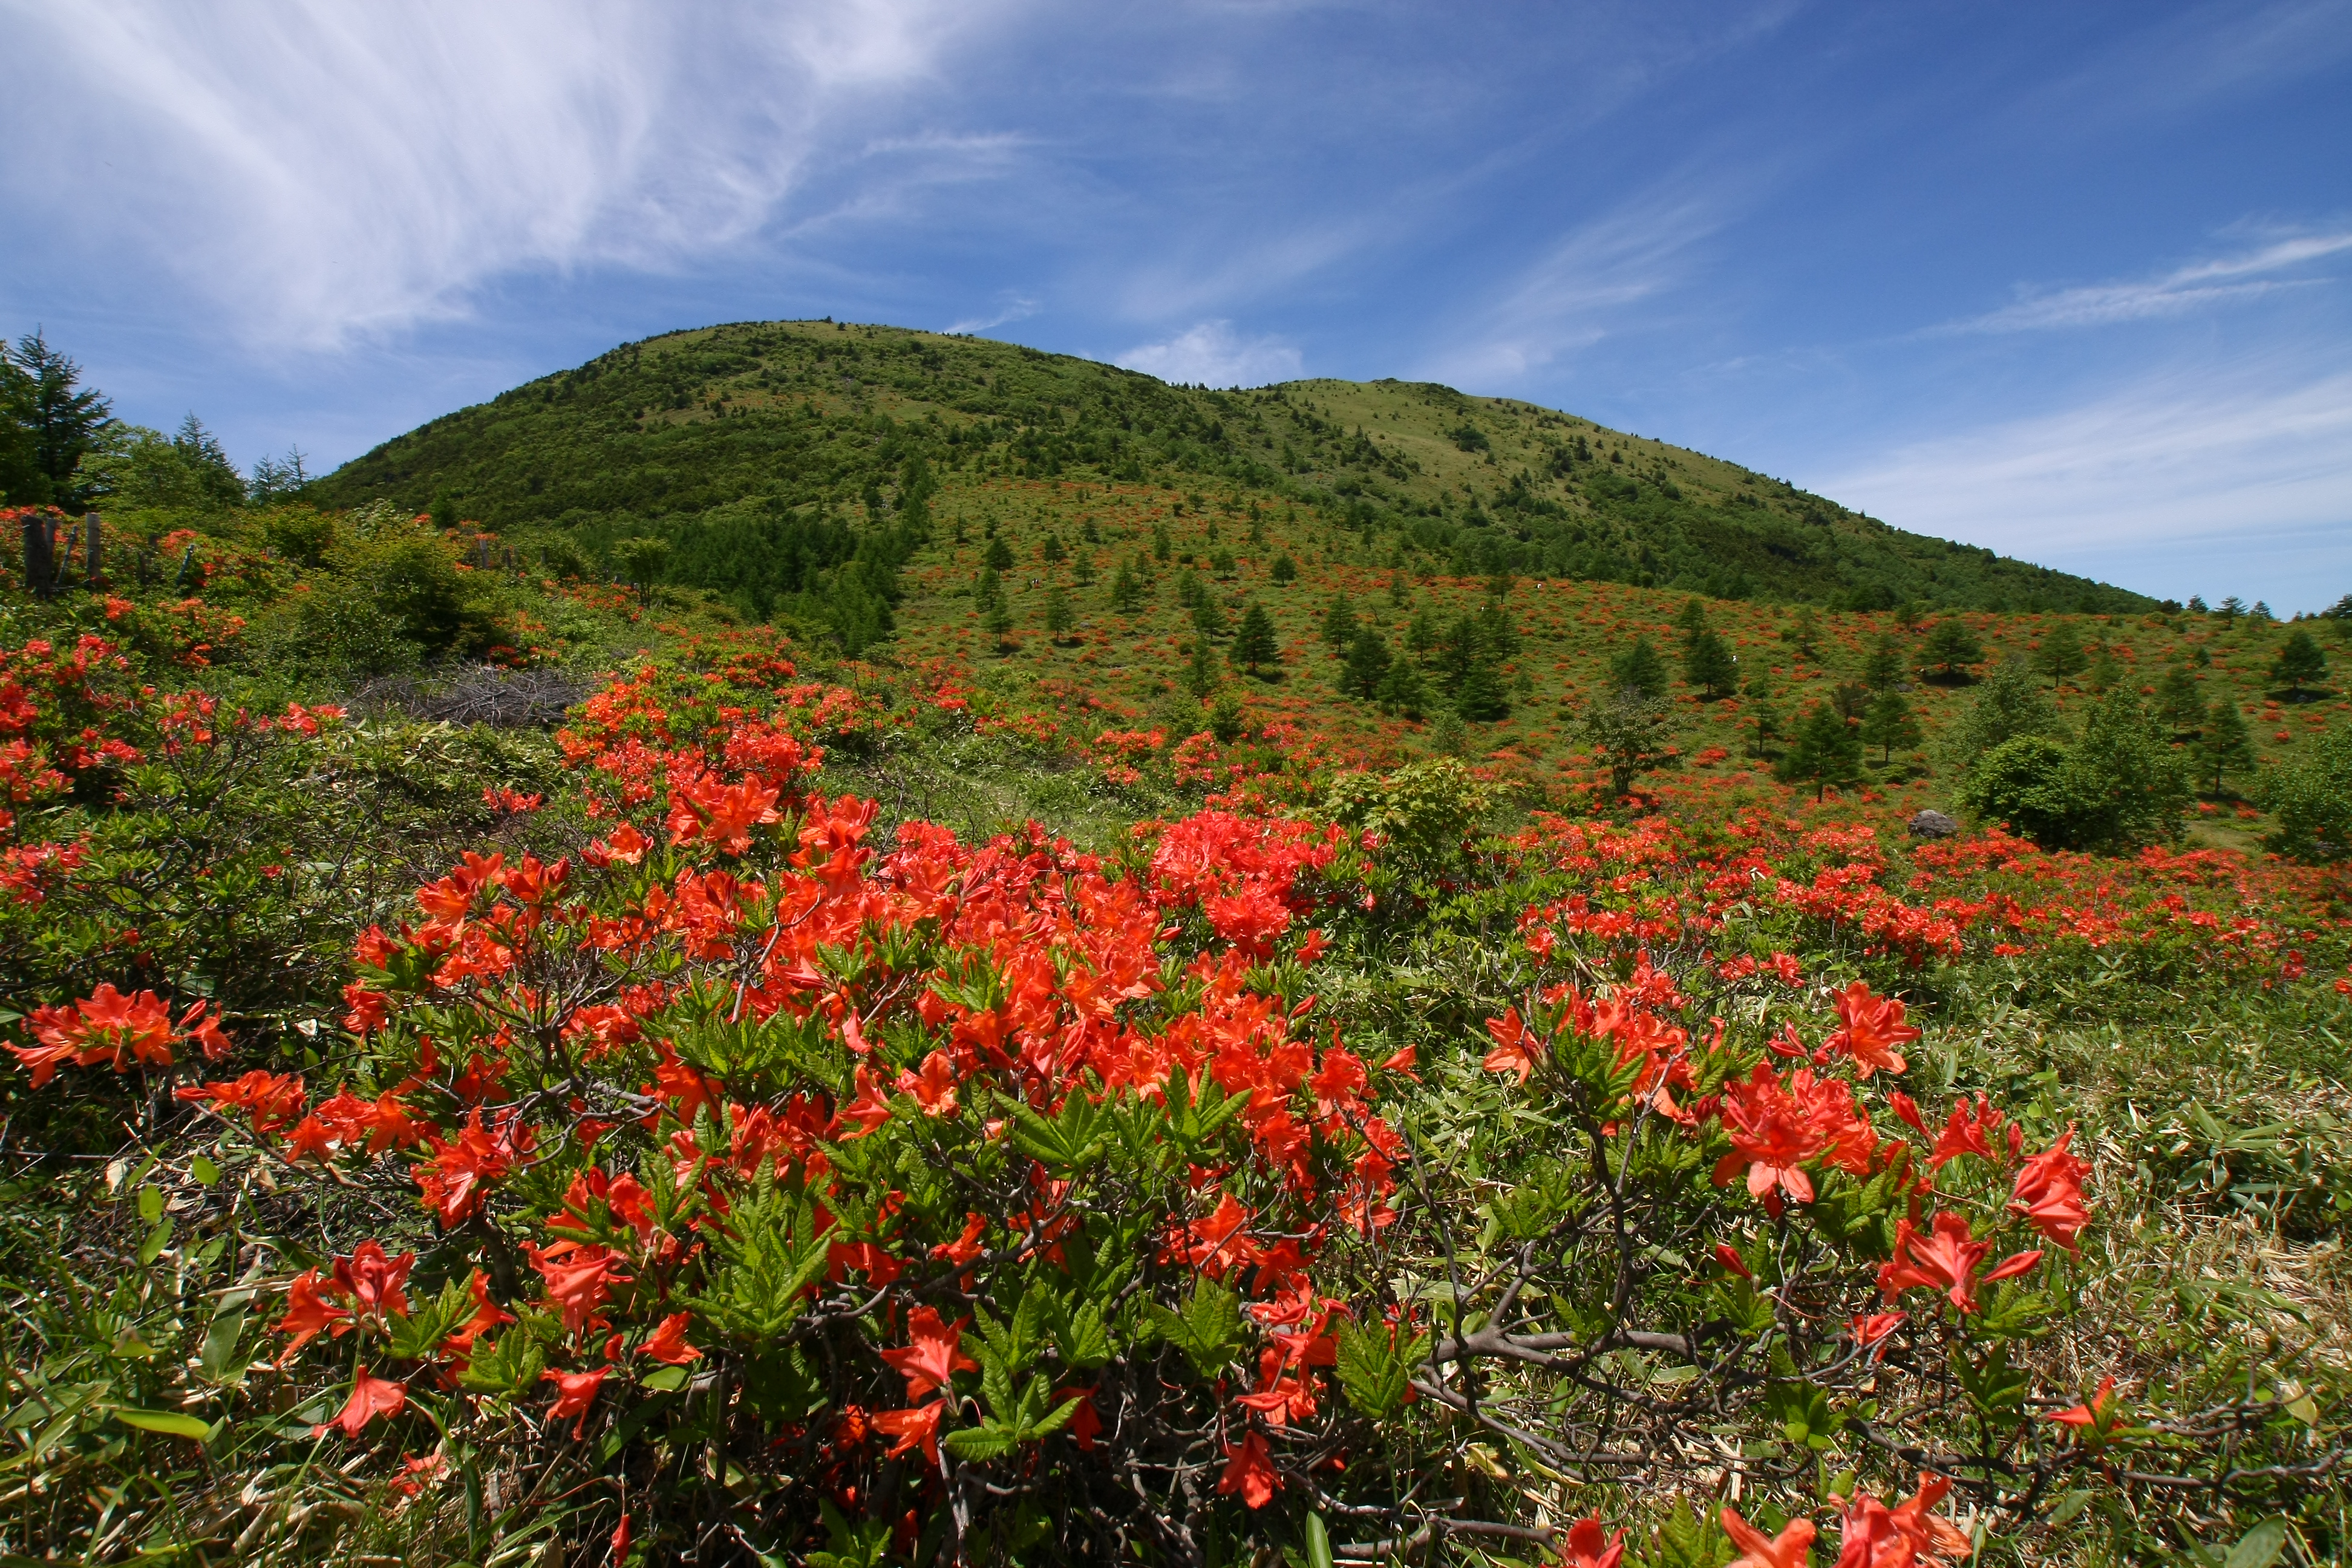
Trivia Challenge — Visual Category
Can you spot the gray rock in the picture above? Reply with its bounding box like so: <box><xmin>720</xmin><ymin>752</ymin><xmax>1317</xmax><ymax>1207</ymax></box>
<box><xmin>1907</xmin><ymin>809</ymin><xmax>1959</xmax><ymax>840</ymax></box>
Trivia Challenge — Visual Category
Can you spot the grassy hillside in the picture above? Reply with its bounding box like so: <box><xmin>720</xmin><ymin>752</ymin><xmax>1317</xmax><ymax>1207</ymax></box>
<box><xmin>319</xmin><ymin>319</ymin><xmax>2151</xmax><ymax>618</ymax></box>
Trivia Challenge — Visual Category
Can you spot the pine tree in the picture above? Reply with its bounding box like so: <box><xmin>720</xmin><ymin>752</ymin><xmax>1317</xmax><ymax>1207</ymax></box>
<box><xmin>1683</xmin><ymin>628</ymin><xmax>1737</xmax><ymax>698</ymax></box>
<box><xmin>1777</xmin><ymin>702</ymin><xmax>1864</xmax><ymax>800</ymax></box>
<box><xmin>1859</xmin><ymin>687</ymin><xmax>1921</xmax><ymax>763</ymax></box>
<box><xmin>1152</xmin><ymin>523</ymin><xmax>1172</xmax><ymax>562</ymax></box>
<box><xmin>2035</xmin><ymin>621</ymin><xmax>2086</xmax><ymax>685</ymax></box>
<box><xmin>7</xmin><ymin>330</ymin><xmax>113</xmax><ymax>506</ymax></box>
<box><xmin>1454</xmin><ymin>658</ymin><xmax>1510</xmax><ymax>722</ymax></box>
<box><xmin>1182</xmin><ymin>637</ymin><xmax>1220</xmax><ymax>699</ymax></box>
<box><xmin>1783</xmin><ymin>606</ymin><xmax>1822</xmax><ymax>659</ymax></box>
<box><xmin>1745</xmin><ymin>668</ymin><xmax>1783</xmax><ymax>759</ymax></box>
<box><xmin>1610</xmin><ymin>636</ymin><xmax>1668</xmax><ymax>702</ymax></box>
<box><xmin>1340</xmin><ymin>627</ymin><xmax>1391</xmax><ymax>699</ymax></box>
<box><xmin>984</xmin><ymin>536</ymin><xmax>1014</xmax><ymax>572</ymax></box>
<box><xmin>1109</xmin><ymin>561</ymin><xmax>1145</xmax><ymax>613</ymax></box>
<box><xmin>1375</xmin><ymin>656</ymin><xmax>1427</xmax><ymax>718</ymax></box>
<box><xmin>1323</xmin><ymin>595</ymin><xmax>1359</xmax><ymax>653</ymax></box>
<box><xmin>1862</xmin><ymin>630</ymin><xmax>1906</xmax><ymax>689</ymax></box>
<box><xmin>2269</xmin><ymin>629</ymin><xmax>2328</xmax><ymax>699</ymax></box>
<box><xmin>1192</xmin><ymin>593</ymin><xmax>1228</xmax><ymax>639</ymax></box>
<box><xmin>1270</xmin><ymin>554</ymin><xmax>1298</xmax><ymax>584</ymax></box>
<box><xmin>2200</xmin><ymin>697</ymin><xmax>2255</xmax><ymax>794</ymax></box>
<box><xmin>1041</xmin><ymin>532</ymin><xmax>1064</xmax><ymax>563</ymax></box>
<box><xmin>1071</xmin><ymin>552</ymin><xmax>1096</xmax><ymax>587</ymax></box>
<box><xmin>1230</xmin><ymin>603</ymin><xmax>1280</xmax><ymax>675</ymax></box>
<box><xmin>2154</xmin><ymin>663</ymin><xmax>2203</xmax><ymax>734</ymax></box>
<box><xmin>1044</xmin><ymin>584</ymin><xmax>1073</xmax><ymax>642</ymax></box>
<box><xmin>1920</xmin><ymin>618</ymin><xmax>1986</xmax><ymax>678</ymax></box>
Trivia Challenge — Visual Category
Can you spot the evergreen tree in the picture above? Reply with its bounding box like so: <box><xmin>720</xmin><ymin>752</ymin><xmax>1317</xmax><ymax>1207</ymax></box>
<box><xmin>1610</xmin><ymin>636</ymin><xmax>1669</xmax><ymax>702</ymax></box>
<box><xmin>1675</xmin><ymin>596</ymin><xmax>1709</xmax><ymax>640</ymax></box>
<box><xmin>1405</xmin><ymin>609</ymin><xmax>1439</xmax><ymax>659</ymax></box>
<box><xmin>2035</xmin><ymin>621</ymin><xmax>2086</xmax><ymax>685</ymax></box>
<box><xmin>7</xmin><ymin>330</ymin><xmax>113</xmax><ymax>506</ymax></box>
<box><xmin>984</xmin><ymin>536</ymin><xmax>1014</xmax><ymax>572</ymax></box>
<box><xmin>2154</xmin><ymin>662</ymin><xmax>2203</xmax><ymax>734</ymax></box>
<box><xmin>1375</xmin><ymin>656</ymin><xmax>1428</xmax><ymax>718</ymax></box>
<box><xmin>1744</xmin><ymin>667</ymin><xmax>1783</xmax><ymax>758</ymax></box>
<box><xmin>981</xmin><ymin>594</ymin><xmax>1013</xmax><ymax>650</ymax></box>
<box><xmin>1152</xmin><ymin>522</ymin><xmax>1172</xmax><ymax>562</ymax></box>
<box><xmin>1071</xmin><ymin>552</ymin><xmax>1096</xmax><ymax>587</ymax></box>
<box><xmin>1108</xmin><ymin>561</ymin><xmax>1145</xmax><ymax>613</ymax></box>
<box><xmin>2200</xmin><ymin>697</ymin><xmax>2255</xmax><ymax>795</ymax></box>
<box><xmin>1777</xmin><ymin>702</ymin><xmax>1864</xmax><ymax>800</ymax></box>
<box><xmin>1229</xmin><ymin>603</ymin><xmax>1279</xmax><ymax>675</ymax></box>
<box><xmin>1044</xmin><ymin>583</ymin><xmax>1073</xmax><ymax>642</ymax></box>
<box><xmin>1192</xmin><ymin>593</ymin><xmax>1228</xmax><ymax>639</ymax></box>
<box><xmin>2269</xmin><ymin>629</ymin><xmax>2328</xmax><ymax>699</ymax></box>
<box><xmin>1182</xmin><ymin>637</ymin><xmax>1220</xmax><ymax>699</ymax></box>
<box><xmin>1340</xmin><ymin>627</ymin><xmax>1391</xmax><ymax>699</ymax></box>
<box><xmin>1323</xmin><ymin>595</ymin><xmax>1359</xmax><ymax>652</ymax></box>
<box><xmin>1454</xmin><ymin>656</ymin><xmax>1509</xmax><ymax>722</ymax></box>
<box><xmin>2085</xmin><ymin>647</ymin><xmax>2121</xmax><ymax>694</ymax></box>
<box><xmin>1041</xmin><ymin>532</ymin><xmax>1064</xmax><ymax>563</ymax></box>
<box><xmin>1783</xmin><ymin>606</ymin><xmax>1822</xmax><ymax>658</ymax></box>
<box><xmin>171</xmin><ymin>414</ymin><xmax>246</xmax><ymax>509</ymax></box>
<box><xmin>1919</xmin><ymin>618</ymin><xmax>1986</xmax><ymax>678</ymax></box>
<box><xmin>1862</xmin><ymin>630</ymin><xmax>1905</xmax><ymax>689</ymax></box>
<box><xmin>1270</xmin><ymin>554</ymin><xmax>1298</xmax><ymax>583</ymax></box>
<box><xmin>1684</xmin><ymin>627</ymin><xmax>1737</xmax><ymax>698</ymax></box>
<box><xmin>2216</xmin><ymin>596</ymin><xmax>2245</xmax><ymax>624</ymax></box>
<box><xmin>1858</xmin><ymin>687</ymin><xmax>1921</xmax><ymax>762</ymax></box>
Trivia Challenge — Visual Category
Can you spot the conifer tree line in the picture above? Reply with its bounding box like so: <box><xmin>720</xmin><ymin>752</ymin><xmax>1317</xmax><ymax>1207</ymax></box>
<box><xmin>1</xmin><ymin>329</ymin><xmax>309</xmax><ymax>511</ymax></box>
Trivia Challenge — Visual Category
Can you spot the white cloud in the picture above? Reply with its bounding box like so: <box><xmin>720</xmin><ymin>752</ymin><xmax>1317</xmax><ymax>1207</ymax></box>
<box><xmin>946</xmin><ymin>295</ymin><xmax>1040</xmax><ymax>335</ymax></box>
<box><xmin>1422</xmin><ymin>180</ymin><xmax>1737</xmax><ymax>385</ymax></box>
<box><xmin>1816</xmin><ymin>363</ymin><xmax>2352</xmax><ymax>608</ymax></box>
<box><xmin>0</xmin><ymin>0</ymin><xmax>1011</xmax><ymax>348</ymax></box>
<box><xmin>1116</xmin><ymin>320</ymin><xmax>1301</xmax><ymax>387</ymax></box>
<box><xmin>1939</xmin><ymin>232</ymin><xmax>2352</xmax><ymax>334</ymax></box>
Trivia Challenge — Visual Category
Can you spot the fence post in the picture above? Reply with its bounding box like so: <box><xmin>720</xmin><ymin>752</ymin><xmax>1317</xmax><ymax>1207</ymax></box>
<box><xmin>22</xmin><ymin>514</ymin><xmax>53</xmax><ymax>597</ymax></box>
<box><xmin>84</xmin><ymin>513</ymin><xmax>102</xmax><ymax>587</ymax></box>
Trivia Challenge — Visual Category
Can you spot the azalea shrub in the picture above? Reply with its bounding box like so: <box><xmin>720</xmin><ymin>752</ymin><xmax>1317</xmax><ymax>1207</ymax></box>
<box><xmin>3</xmin><ymin>640</ymin><xmax>2349</xmax><ymax>1566</ymax></box>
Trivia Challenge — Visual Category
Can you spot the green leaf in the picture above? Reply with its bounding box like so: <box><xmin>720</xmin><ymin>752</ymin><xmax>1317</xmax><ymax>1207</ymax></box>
<box><xmin>1057</xmin><ymin>1301</ymin><xmax>1111</xmax><ymax>1372</ymax></box>
<box><xmin>137</xmin><ymin>1218</ymin><xmax>174</xmax><ymax>1266</ymax></box>
<box><xmin>190</xmin><ymin>1155</ymin><xmax>221</xmax><ymax>1186</ymax></box>
<box><xmin>457</xmin><ymin>1332</ymin><xmax>545</xmax><ymax>1396</ymax></box>
<box><xmin>137</xmin><ymin>1183</ymin><xmax>165</xmax><ymax>1223</ymax></box>
<box><xmin>943</xmin><ymin>1422</ymin><xmax>1021</xmax><ymax>1462</ymax></box>
<box><xmin>114</xmin><ymin>1408</ymin><xmax>215</xmax><ymax>1440</ymax></box>
<box><xmin>1334</xmin><ymin>1319</ymin><xmax>1424</xmax><ymax>1419</ymax></box>
<box><xmin>1147</xmin><ymin>1275</ymin><xmax>1243</xmax><ymax>1379</ymax></box>
<box><xmin>2225</xmin><ymin>1519</ymin><xmax>2293</xmax><ymax>1568</ymax></box>
<box><xmin>1305</xmin><ymin>1513</ymin><xmax>1334</xmax><ymax>1568</ymax></box>
<box><xmin>1955</xmin><ymin>1342</ymin><xmax>2029</xmax><ymax>1420</ymax></box>
<box><xmin>1010</xmin><ymin>1096</ymin><xmax>1107</xmax><ymax>1173</ymax></box>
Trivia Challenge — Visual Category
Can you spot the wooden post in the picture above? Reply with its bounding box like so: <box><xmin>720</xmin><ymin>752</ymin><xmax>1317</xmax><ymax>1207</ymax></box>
<box><xmin>84</xmin><ymin>513</ymin><xmax>102</xmax><ymax>587</ymax></box>
<box><xmin>21</xmin><ymin>514</ymin><xmax>50</xmax><ymax>596</ymax></box>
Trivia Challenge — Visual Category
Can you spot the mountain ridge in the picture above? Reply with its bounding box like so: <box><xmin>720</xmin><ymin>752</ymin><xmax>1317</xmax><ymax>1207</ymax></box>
<box><xmin>318</xmin><ymin>319</ymin><xmax>2153</xmax><ymax>619</ymax></box>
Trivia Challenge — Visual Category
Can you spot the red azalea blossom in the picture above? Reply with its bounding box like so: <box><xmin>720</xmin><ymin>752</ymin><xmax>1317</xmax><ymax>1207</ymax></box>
<box><xmin>315</xmin><ymin>1368</ymin><xmax>407</xmax><ymax>1438</ymax></box>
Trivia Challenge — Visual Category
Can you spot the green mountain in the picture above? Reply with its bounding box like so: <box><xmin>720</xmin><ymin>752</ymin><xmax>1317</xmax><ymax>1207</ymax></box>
<box><xmin>319</xmin><ymin>319</ymin><xmax>2152</xmax><ymax>632</ymax></box>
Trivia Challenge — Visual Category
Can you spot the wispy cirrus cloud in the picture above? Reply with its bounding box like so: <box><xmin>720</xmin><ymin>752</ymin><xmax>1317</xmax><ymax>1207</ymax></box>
<box><xmin>1936</xmin><ymin>232</ymin><xmax>2352</xmax><ymax>335</ymax></box>
<box><xmin>0</xmin><ymin>0</ymin><xmax>1021</xmax><ymax>349</ymax></box>
<box><xmin>1116</xmin><ymin>321</ymin><xmax>1301</xmax><ymax>387</ymax></box>
<box><xmin>946</xmin><ymin>294</ymin><xmax>1041</xmax><ymax>335</ymax></box>
<box><xmin>1817</xmin><ymin>359</ymin><xmax>2352</xmax><ymax>604</ymax></box>
<box><xmin>1422</xmin><ymin>178</ymin><xmax>1742</xmax><ymax>386</ymax></box>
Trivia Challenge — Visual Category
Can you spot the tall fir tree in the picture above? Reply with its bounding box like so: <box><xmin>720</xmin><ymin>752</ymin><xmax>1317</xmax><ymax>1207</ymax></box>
<box><xmin>1229</xmin><ymin>603</ymin><xmax>1280</xmax><ymax>675</ymax></box>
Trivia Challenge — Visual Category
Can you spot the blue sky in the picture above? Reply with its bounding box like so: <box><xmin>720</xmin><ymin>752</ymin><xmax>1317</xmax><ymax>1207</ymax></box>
<box><xmin>4</xmin><ymin>0</ymin><xmax>2348</xmax><ymax>611</ymax></box>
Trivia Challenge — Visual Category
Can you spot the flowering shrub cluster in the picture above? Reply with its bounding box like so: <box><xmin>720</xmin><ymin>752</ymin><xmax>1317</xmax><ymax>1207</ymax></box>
<box><xmin>4</xmin><ymin>637</ymin><xmax>2345</xmax><ymax>1564</ymax></box>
